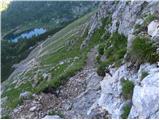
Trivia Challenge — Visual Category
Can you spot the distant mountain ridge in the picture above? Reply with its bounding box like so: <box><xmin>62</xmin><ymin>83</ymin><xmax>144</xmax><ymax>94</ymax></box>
<box><xmin>2</xmin><ymin>1</ymin><xmax>98</xmax><ymax>34</ymax></box>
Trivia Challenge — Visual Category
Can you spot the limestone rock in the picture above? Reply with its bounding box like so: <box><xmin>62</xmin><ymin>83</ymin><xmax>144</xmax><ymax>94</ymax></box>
<box><xmin>19</xmin><ymin>91</ymin><xmax>32</xmax><ymax>100</ymax></box>
<box><xmin>147</xmin><ymin>20</ymin><xmax>159</xmax><ymax>42</ymax></box>
<box><xmin>42</xmin><ymin>115</ymin><xmax>61</xmax><ymax>119</ymax></box>
<box><xmin>129</xmin><ymin>64</ymin><xmax>159</xmax><ymax>119</ymax></box>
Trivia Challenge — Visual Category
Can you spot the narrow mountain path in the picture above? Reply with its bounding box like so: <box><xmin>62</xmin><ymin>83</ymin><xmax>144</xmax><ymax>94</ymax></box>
<box><xmin>86</xmin><ymin>47</ymin><xmax>97</xmax><ymax>68</ymax></box>
<box><xmin>11</xmin><ymin>47</ymin><xmax>103</xmax><ymax>119</ymax></box>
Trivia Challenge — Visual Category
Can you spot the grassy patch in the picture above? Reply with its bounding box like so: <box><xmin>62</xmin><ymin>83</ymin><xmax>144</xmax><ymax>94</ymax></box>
<box><xmin>1</xmin><ymin>114</ymin><xmax>11</xmax><ymax>119</ymax></box>
<box><xmin>2</xmin><ymin>10</ymin><xmax>98</xmax><ymax>112</ymax></box>
<box><xmin>128</xmin><ymin>36</ymin><xmax>158</xmax><ymax>65</ymax></box>
<box><xmin>2</xmin><ymin>81</ymin><xmax>34</xmax><ymax>109</ymax></box>
<box><xmin>34</xmin><ymin>12</ymin><xmax>100</xmax><ymax>93</ymax></box>
<box><xmin>121</xmin><ymin>80</ymin><xmax>134</xmax><ymax>99</ymax></box>
<box><xmin>104</xmin><ymin>32</ymin><xmax>127</xmax><ymax>67</ymax></box>
<box><xmin>95</xmin><ymin>32</ymin><xmax>127</xmax><ymax>76</ymax></box>
<box><xmin>121</xmin><ymin>104</ymin><xmax>131</xmax><ymax>119</ymax></box>
<box><xmin>97</xmin><ymin>62</ymin><xmax>106</xmax><ymax>77</ymax></box>
<box><xmin>98</xmin><ymin>44</ymin><xmax>105</xmax><ymax>55</ymax></box>
<box><xmin>96</xmin><ymin>55</ymin><xmax>101</xmax><ymax>64</ymax></box>
<box><xmin>141</xmin><ymin>71</ymin><xmax>149</xmax><ymax>81</ymax></box>
<box><xmin>134</xmin><ymin>13</ymin><xmax>158</xmax><ymax>34</ymax></box>
<box><xmin>48</xmin><ymin>110</ymin><xmax>64</xmax><ymax>118</ymax></box>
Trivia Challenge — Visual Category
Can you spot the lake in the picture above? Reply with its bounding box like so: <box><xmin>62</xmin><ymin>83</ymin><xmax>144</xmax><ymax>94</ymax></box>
<box><xmin>4</xmin><ymin>28</ymin><xmax>47</xmax><ymax>42</ymax></box>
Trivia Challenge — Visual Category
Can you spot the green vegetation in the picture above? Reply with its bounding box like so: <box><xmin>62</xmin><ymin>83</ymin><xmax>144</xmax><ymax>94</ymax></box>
<box><xmin>141</xmin><ymin>71</ymin><xmax>149</xmax><ymax>81</ymax></box>
<box><xmin>1</xmin><ymin>114</ymin><xmax>11</xmax><ymax>119</ymax></box>
<box><xmin>1</xmin><ymin>26</ymin><xmax>65</xmax><ymax>82</ymax></box>
<box><xmin>128</xmin><ymin>36</ymin><xmax>158</xmax><ymax>65</ymax></box>
<box><xmin>48</xmin><ymin>110</ymin><xmax>64</xmax><ymax>118</ymax></box>
<box><xmin>33</xmin><ymin>11</ymin><xmax>97</xmax><ymax>93</ymax></box>
<box><xmin>122</xmin><ymin>80</ymin><xmax>134</xmax><ymax>99</ymax></box>
<box><xmin>2</xmin><ymin>11</ymin><xmax>98</xmax><ymax>112</ymax></box>
<box><xmin>96</xmin><ymin>55</ymin><xmax>101</xmax><ymax>64</ymax></box>
<box><xmin>134</xmin><ymin>13</ymin><xmax>158</xmax><ymax>34</ymax></box>
<box><xmin>104</xmin><ymin>32</ymin><xmax>127</xmax><ymax>67</ymax></box>
<box><xmin>101</xmin><ymin>16</ymin><xmax>112</xmax><ymax>28</ymax></box>
<box><xmin>2</xmin><ymin>1</ymin><xmax>97</xmax><ymax>33</ymax></box>
<box><xmin>144</xmin><ymin>13</ymin><xmax>158</xmax><ymax>25</ymax></box>
<box><xmin>98</xmin><ymin>44</ymin><xmax>105</xmax><ymax>55</ymax></box>
<box><xmin>95</xmin><ymin>30</ymin><xmax>127</xmax><ymax>76</ymax></box>
<box><xmin>2</xmin><ymin>81</ymin><xmax>34</xmax><ymax>109</ymax></box>
<box><xmin>121</xmin><ymin>104</ymin><xmax>131</xmax><ymax>119</ymax></box>
<box><xmin>97</xmin><ymin>62</ymin><xmax>106</xmax><ymax>77</ymax></box>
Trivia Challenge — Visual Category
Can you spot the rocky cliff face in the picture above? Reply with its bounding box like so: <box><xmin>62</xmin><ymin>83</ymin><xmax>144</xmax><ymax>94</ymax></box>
<box><xmin>1</xmin><ymin>1</ymin><xmax>159</xmax><ymax>119</ymax></box>
<box><xmin>84</xmin><ymin>0</ymin><xmax>159</xmax><ymax>119</ymax></box>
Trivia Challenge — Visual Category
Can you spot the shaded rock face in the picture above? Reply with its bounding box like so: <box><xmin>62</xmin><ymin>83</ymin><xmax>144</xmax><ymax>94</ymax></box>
<box><xmin>95</xmin><ymin>64</ymin><xmax>137</xmax><ymax>118</ymax></box>
<box><xmin>90</xmin><ymin>63</ymin><xmax>158</xmax><ymax>119</ymax></box>
<box><xmin>84</xmin><ymin>0</ymin><xmax>159</xmax><ymax>50</ymax></box>
<box><xmin>82</xmin><ymin>2</ymin><xmax>159</xmax><ymax>118</ymax></box>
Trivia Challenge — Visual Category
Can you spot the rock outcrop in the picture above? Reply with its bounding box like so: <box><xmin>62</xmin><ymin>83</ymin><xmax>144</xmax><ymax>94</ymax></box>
<box><xmin>83</xmin><ymin>0</ymin><xmax>159</xmax><ymax>119</ymax></box>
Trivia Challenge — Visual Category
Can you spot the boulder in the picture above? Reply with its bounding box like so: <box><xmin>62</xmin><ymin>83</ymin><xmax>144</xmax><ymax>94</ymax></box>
<box><xmin>129</xmin><ymin>64</ymin><xmax>159</xmax><ymax>119</ymax></box>
<box><xmin>42</xmin><ymin>73</ymin><xmax>48</xmax><ymax>80</ymax></box>
<box><xmin>42</xmin><ymin>115</ymin><xmax>61</xmax><ymax>119</ymax></box>
<box><xmin>19</xmin><ymin>91</ymin><xmax>32</xmax><ymax>100</ymax></box>
<box><xmin>29</xmin><ymin>106</ymin><xmax>37</xmax><ymax>112</ymax></box>
<box><xmin>148</xmin><ymin>20</ymin><xmax>159</xmax><ymax>42</ymax></box>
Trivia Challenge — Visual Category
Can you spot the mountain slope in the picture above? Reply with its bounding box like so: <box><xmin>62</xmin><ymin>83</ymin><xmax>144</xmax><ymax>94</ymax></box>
<box><xmin>1</xmin><ymin>1</ymin><xmax>98</xmax><ymax>82</ymax></box>
<box><xmin>2</xmin><ymin>1</ymin><xmax>97</xmax><ymax>35</ymax></box>
<box><xmin>1</xmin><ymin>1</ymin><xmax>159</xmax><ymax>119</ymax></box>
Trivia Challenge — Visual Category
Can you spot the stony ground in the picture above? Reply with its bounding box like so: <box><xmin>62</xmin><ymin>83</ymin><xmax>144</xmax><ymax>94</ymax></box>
<box><xmin>11</xmin><ymin>48</ymin><xmax>105</xmax><ymax>119</ymax></box>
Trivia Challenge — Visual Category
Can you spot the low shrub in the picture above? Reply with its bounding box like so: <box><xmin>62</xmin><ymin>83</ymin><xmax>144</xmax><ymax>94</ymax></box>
<box><xmin>121</xmin><ymin>104</ymin><xmax>132</xmax><ymax>119</ymax></box>
<box><xmin>122</xmin><ymin>80</ymin><xmax>134</xmax><ymax>99</ymax></box>
<box><xmin>1</xmin><ymin>114</ymin><xmax>10</xmax><ymax>119</ymax></box>
<box><xmin>96</xmin><ymin>55</ymin><xmax>101</xmax><ymax>64</ymax></box>
<box><xmin>104</xmin><ymin>32</ymin><xmax>127</xmax><ymax>67</ymax></box>
<box><xmin>97</xmin><ymin>62</ymin><xmax>107</xmax><ymax>77</ymax></box>
<box><xmin>48</xmin><ymin>110</ymin><xmax>64</xmax><ymax>118</ymax></box>
<box><xmin>98</xmin><ymin>44</ymin><xmax>105</xmax><ymax>55</ymax></box>
<box><xmin>128</xmin><ymin>36</ymin><xmax>158</xmax><ymax>65</ymax></box>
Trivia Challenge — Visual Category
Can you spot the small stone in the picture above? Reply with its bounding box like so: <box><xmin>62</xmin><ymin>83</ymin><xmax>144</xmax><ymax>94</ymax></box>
<box><xmin>19</xmin><ymin>91</ymin><xmax>32</xmax><ymax>100</ymax></box>
<box><xmin>42</xmin><ymin>115</ymin><xmax>61</xmax><ymax>119</ymax></box>
<box><xmin>29</xmin><ymin>106</ymin><xmax>37</xmax><ymax>112</ymax></box>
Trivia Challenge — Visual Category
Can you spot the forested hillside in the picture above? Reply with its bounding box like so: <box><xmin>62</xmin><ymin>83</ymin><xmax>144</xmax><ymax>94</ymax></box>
<box><xmin>2</xmin><ymin>1</ymin><xmax>98</xmax><ymax>34</ymax></box>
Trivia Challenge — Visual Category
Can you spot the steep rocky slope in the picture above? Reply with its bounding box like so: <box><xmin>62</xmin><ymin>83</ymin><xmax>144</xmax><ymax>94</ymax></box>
<box><xmin>1</xmin><ymin>1</ymin><xmax>159</xmax><ymax>119</ymax></box>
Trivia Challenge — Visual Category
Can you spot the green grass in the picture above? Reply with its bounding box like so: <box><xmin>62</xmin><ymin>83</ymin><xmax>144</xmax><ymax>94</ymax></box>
<box><xmin>48</xmin><ymin>110</ymin><xmax>64</xmax><ymax>118</ymax></box>
<box><xmin>96</xmin><ymin>55</ymin><xmax>101</xmax><ymax>64</ymax></box>
<box><xmin>121</xmin><ymin>104</ymin><xmax>131</xmax><ymax>119</ymax></box>
<box><xmin>141</xmin><ymin>71</ymin><xmax>149</xmax><ymax>81</ymax></box>
<box><xmin>2</xmin><ymin>81</ymin><xmax>34</xmax><ymax>109</ymax></box>
<box><xmin>1</xmin><ymin>114</ymin><xmax>11</xmax><ymax>119</ymax></box>
<box><xmin>98</xmin><ymin>44</ymin><xmax>105</xmax><ymax>55</ymax></box>
<box><xmin>128</xmin><ymin>36</ymin><xmax>158</xmax><ymax>65</ymax></box>
<box><xmin>2</xmin><ymin>10</ymin><xmax>99</xmax><ymax>113</ymax></box>
<box><xmin>32</xmin><ymin>11</ymin><xmax>99</xmax><ymax>93</ymax></box>
<box><xmin>121</xmin><ymin>80</ymin><xmax>134</xmax><ymax>99</ymax></box>
<box><xmin>97</xmin><ymin>62</ymin><xmax>106</xmax><ymax>77</ymax></box>
<box><xmin>103</xmin><ymin>32</ymin><xmax>127</xmax><ymax>68</ymax></box>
